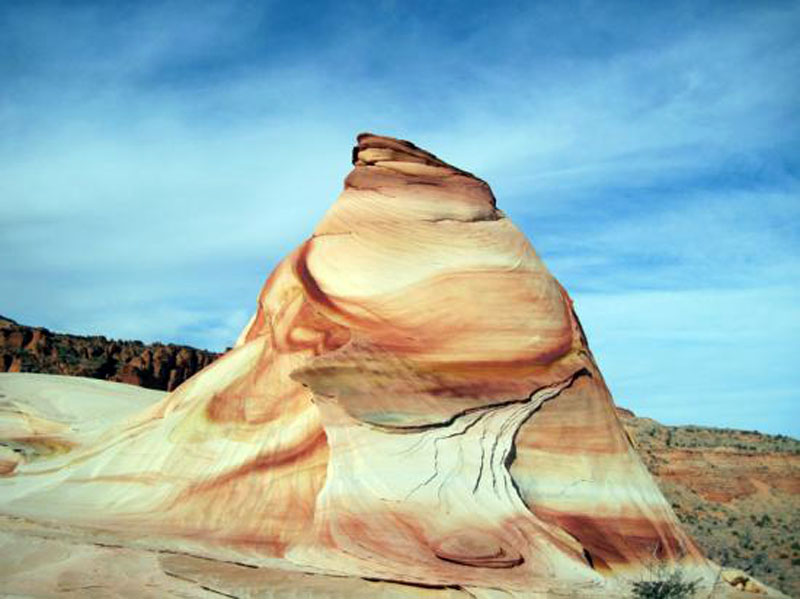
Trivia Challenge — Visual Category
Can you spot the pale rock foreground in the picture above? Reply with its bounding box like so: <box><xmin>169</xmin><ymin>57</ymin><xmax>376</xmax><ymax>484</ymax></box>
<box><xmin>0</xmin><ymin>134</ymin><xmax>784</xmax><ymax>598</ymax></box>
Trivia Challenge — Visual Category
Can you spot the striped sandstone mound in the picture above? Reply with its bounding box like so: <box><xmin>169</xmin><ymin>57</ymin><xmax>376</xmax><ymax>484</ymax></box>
<box><xmin>1</xmin><ymin>134</ymin><xmax>754</xmax><ymax>596</ymax></box>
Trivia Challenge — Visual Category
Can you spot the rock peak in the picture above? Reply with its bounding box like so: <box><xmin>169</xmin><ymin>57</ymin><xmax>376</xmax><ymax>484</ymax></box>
<box><xmin>352</xmin><ymin>132</ymin><xmax>477</xmax><ymax>179</ymax></box>
<box><xmin>337</xmin><ymin>133</ymin><xmax>496</xmax><ymax>222</ymax></box>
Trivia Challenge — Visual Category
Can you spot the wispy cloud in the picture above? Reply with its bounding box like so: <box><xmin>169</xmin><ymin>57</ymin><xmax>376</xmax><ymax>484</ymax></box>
<box><xmin>0</xmin><ymin>1</ymin><xmax>797</xmax><ymax>434</ymax></box>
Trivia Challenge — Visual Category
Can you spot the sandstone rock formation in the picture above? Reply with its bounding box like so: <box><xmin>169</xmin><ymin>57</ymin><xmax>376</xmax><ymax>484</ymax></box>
<box><xmin>0</xmin><ymin>316</ymin><xmax>218</xmax><ymax>391</ymax></box>
<box><xmin>0</xmin><ymin>134</ymin><xmax>776</xmax><ymax>597</ymax></box>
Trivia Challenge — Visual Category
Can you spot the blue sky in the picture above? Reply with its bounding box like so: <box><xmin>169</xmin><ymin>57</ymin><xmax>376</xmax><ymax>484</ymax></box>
<box><xmin>1</xmin><ymin>1</ymin><xmax>798</xmax><ymax>435</ymax></box>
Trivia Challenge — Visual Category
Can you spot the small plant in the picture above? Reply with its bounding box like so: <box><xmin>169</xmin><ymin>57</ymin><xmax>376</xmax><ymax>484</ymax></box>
<box><xmin>630</xmin><ymin>565</ymin><xmax>700</xmax><ymax>599</ymax></box>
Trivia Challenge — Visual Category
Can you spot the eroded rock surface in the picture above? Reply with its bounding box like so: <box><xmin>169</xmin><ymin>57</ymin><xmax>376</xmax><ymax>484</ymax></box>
<box><xmin>0</xmin><ymin>134</ymin><xmax>776</xmax><ymax>596</ymax></box>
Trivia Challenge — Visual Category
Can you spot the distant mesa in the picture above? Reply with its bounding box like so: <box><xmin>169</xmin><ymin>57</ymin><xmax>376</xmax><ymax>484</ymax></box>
<box><xmin>0</xmin><ymin>134</ymin><xmax>785</xmax><ymax>597</ymax></box>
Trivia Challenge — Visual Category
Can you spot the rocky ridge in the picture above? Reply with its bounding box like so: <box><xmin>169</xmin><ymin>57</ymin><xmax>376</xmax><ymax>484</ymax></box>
<box><xmin>0</xmin><ymin>315</ymin><xmax>218</xmax><ymax>391</ymax></box>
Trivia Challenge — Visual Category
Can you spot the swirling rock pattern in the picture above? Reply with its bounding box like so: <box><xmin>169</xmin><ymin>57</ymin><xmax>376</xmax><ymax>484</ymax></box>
<box><xmin>0</xmin><ymin>134</ymin><xmax>716</xmax><ymax>594</ymax></box>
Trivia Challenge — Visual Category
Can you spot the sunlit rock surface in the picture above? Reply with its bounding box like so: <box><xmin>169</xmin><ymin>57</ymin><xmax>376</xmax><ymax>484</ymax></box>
<box><xmin>1</xmin><ymin>134</ymin><xmax>773</xmax><ymax>597</ymax></box>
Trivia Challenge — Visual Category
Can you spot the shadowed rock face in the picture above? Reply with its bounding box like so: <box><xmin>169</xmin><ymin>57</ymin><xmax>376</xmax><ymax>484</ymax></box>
<box><xmin>0</xmin><ymin>134</ymin><xmax>714</xmax><ymax>593</ymax></box>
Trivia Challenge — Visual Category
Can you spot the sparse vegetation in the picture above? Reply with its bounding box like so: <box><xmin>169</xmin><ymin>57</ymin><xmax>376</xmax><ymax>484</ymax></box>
<box><xmin>630</xmin><ymin>566</ymin><xmax>699</xmax><ymax>599</ymax></box>
<box><xmin>621</xmin><ymin>411</ymin><xmax>800</xmax><ymax>596</ymax></box>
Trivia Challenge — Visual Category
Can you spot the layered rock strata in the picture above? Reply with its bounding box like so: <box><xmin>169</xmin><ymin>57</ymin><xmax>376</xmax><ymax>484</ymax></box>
<box><xmin>0</xmin><ymin>134</ymin><xmax>718</xmax><ymax>594</ymax></box>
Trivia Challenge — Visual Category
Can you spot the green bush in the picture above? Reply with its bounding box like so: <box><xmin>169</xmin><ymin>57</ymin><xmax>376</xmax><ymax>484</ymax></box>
<box><xmin>631</xmin><ymin>567</ymin><xmax>699</xmax><ymax>599</ymax></box>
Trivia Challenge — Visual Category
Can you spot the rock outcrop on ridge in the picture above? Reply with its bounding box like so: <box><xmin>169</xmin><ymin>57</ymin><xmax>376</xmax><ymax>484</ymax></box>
<box><xmin>0</xmin><ymin>316</ymin><xmax>219</xmax><ymax>391</ymax></box>
<box><xmin>0</xmin><ymin>134</ymin><xmax>768</xmax><ymax>596</ymax></box>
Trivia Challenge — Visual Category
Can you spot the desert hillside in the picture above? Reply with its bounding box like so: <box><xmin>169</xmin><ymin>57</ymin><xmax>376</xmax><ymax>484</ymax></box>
<box><xmin>0</xmin><ymin>316</ymin><xmax>219</xmax><ymax>391</ymax></box>
<box><xmin>620</xmin><ymin>410</ymin><xmax>800</xmax><ymax>597</ymax></box>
